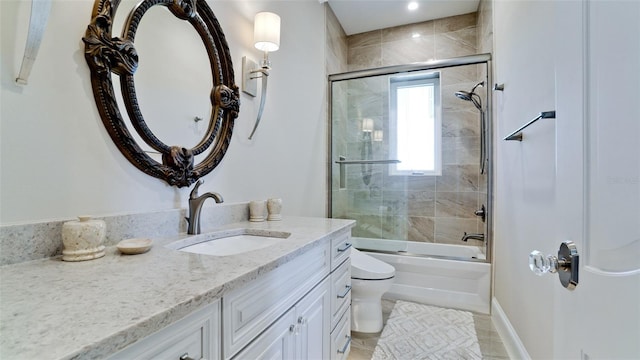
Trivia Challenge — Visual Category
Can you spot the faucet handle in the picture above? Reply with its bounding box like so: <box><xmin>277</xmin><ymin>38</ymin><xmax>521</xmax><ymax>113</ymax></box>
<box><xmin>190</xmin><ymin>180</ymin><xmax>204</xmax><ymax>199</ymax></box>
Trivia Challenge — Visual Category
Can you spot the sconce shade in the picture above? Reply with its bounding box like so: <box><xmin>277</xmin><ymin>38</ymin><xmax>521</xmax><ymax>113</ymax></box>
<box><xmin>373</xmin><ymin>130</ymin><xmax>384</xmax><ymax>142</ymax></box>
<box><xmin>254</xmin><ymin>12</ymin><xmax>280</xmax><ymax>52</ymax></box>
<box><xmin>362</xmin><ymin>118</ymin><xmax>374</xmax><ymax>132</ymax></box>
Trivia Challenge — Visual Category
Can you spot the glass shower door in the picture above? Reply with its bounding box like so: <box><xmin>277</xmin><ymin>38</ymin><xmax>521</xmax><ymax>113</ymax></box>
<box><xmin>329</xmin><ymin>61</ymin><xmax>490</xmax><ymax>260</ymax></box>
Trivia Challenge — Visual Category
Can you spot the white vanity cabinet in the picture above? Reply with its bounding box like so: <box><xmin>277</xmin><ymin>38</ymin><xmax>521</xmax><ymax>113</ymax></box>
<box><xmin>108</xmin><ymin>230</ymin><xmax>352</xmax><ymax>360</ymax></box>
<box><xmin>226</xmin><ymin>230</ymin><xmax>352</xmax><ymax>360</ymax></box>
<box><xmin>232</xmin><ymin>277</ymin><xmax>331</xmax><ymax>360</ymax></box>
<box><xmin>109</xmin><ymin>300</ymin><xmax>220</xmax><ymax>360</ymax></box>
<box><xmin>222</xmin><ymin>243</ymin><xmax>331</xmax><ymax>359</ymax></box>
<box><xmin>329</xmin><ymin>234</ymin><xmax>352</xmax><ymax>360</ymax></box>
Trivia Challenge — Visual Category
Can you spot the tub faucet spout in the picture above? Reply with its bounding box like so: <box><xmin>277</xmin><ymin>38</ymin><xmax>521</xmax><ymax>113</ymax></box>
<box><xmin>462</xmin><ymin>232</ymin><xmax>485</xmax><ymax>242</ymax></box>
<box><xmin>186</xmin><ymin>180</ymin><xmax>223</xmax><ymax>235</ymax></box>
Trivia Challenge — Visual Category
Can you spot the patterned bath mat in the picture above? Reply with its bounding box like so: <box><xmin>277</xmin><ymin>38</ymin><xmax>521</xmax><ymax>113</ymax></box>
<box><xmin>372</xmin><ymin>300</ymin><xmax>482</xmax><ymax>360</ymax></box>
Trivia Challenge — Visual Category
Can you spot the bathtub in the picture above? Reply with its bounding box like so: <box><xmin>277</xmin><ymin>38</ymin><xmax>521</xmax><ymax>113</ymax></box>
<box><xmin>352</xmin><ymin>237</ymin><xmax>491</xmax><ymax>314</ymax></box>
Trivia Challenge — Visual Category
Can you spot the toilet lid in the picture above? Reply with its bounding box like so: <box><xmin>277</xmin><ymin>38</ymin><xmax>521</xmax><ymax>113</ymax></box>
<box><xmin>351</xmin><ymin>248</ymin><xmax>395</xmax><ymax>280</ymax></box>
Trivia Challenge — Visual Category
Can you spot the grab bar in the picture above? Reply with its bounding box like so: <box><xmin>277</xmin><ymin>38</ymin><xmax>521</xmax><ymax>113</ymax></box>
<box><xmin>504</xmin><ymin>110</ymin><xmax>556</xmax><ymax>141</ymax></box>
<box><xmin>335</xmin><ymin>159</ymin><xmax>401</xmax><ymax>165</ymax></box>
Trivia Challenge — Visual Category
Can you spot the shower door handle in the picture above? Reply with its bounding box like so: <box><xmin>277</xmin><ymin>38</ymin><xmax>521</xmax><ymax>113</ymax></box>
<box><xmin>335</xmin><ymin>159</ymin><xmax>401</xmax><ymax>165</ymax></box>
<box><xmin>335</xmin><ymin>157</ymin><xmax>400</xmax><ymax>188</ymax></box>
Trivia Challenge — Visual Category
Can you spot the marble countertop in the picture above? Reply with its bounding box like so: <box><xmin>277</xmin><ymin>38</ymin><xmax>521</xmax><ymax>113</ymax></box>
<box><xmin>0</xmin><ymin>216</ymin><xmax>355</xmax><ymax>360</ymax></box>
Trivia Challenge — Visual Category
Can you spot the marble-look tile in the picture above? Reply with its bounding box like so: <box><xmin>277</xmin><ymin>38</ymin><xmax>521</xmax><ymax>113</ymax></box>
<box><xmin>436</xmin><ymin>165</ymin><xmax>460</xmax><ymax>192</ymax></box>
<box><xmin>435</xmin><ymin>191</ymin><xmax>478</xmax><ymax>218</ymax></box>
<box><xmin>442</xmin><ymin>137</ymin><xmax>457</xmax><ymax>165</ymax></box>
<box><xmin>382</xmin><ymin>21</ymin><xmax>435</xmax><ymax>43</ymax></box>
<box><xmin>325</xmin><ymin>5</ymin><xmax>348</xmax><ymax>74</ymax></box>
<box><xmin>348</xmin><ymin>30</ymin><xmax>382</xmax><ymax>48</ymax></box>
<box><xmin>435</xmin><ymin>166</ymin><xmax>480</xmax><ymax>204</ymax></box>
<box><xmin>382</xmin><ymin>190</ymin><xmax>435</xmax><ymax>218</ymax></box>
<box><xmin>456</xmin><ymin>136</ymin><xmax>482</xmax><ymax>165</ymax></box>
<box><xmin>435</xmin><ymin>217</ymin><xmax>479</xmax><ymax>244</ymax></box>
<box><xmin>385</xmin><ymin>174</ymin><xmax>437</xmax><ymax>192</ymax></box>
<box><xmin>441</xmin><ymin>64</ymin><xmax>479</xmax><ymax>86</ymax></box>
<box><xmin>435</xmin><ymin>12</ymin><xmax>478</xmax><ymax>34</ymax></box>
<box><xmin>347</xmin><ymin>94</ymin><xmax>384</xmax><ymax>119</ymax></box>
<box><xmin>443</xmin><ymin>109</ymin><xmax>481</xmax><ymax>138</ymax></box>
<box><xmin>435</xmin><ymin>32</ymin><xmax>477</xmax><ymax>59</ymax></box>
<box><xmin>381</xmin><ymin>215</ymin><xmax>409</xmax><ymax>240</ymax></box>
<box><xmin>406</xmin><ymin>190</ymin><xmax>436</xmax><ymax>217</ymax></box>
<box><xmin>381</xmin><ymin>36</ymin><xmax>435</xmax><ymax>66</ymax></box>
<box><xmin>348</xmin><ymin>44</ymin><xmax>382</xmax><ymax>71</ymax></box>
<box><xmin>460</xmin><ymin>165</ymin><xmax>481</xmax><ymax>192</ymax></box>
<box><xmin>407</xmin><ymin>216</ymin><xmax>435</xmax><ymax>242</ymax></box>
<box><xmin>349</xmin><ymin>213</ymin><xmax>383</xmax><ymax>239</ymax></box>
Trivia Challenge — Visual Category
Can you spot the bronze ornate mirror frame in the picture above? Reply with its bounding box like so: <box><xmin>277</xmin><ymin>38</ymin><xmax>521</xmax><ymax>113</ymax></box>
<box><xmin>82</xmin><ymin>0</ymin><xmax>239</xmax><ymax>187</ymax></box>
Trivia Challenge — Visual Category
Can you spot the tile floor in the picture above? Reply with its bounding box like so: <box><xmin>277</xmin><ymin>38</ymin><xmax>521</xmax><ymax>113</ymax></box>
<box><xmin>348</xmin><ymin>299</ymin><xmax>510</xmax><ymax>360</ymax></box>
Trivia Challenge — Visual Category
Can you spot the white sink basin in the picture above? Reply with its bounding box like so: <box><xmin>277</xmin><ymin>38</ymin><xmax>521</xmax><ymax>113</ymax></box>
<box><xmin>167</xmin><ymin>229</ymin><xmax>291</xmax><ymax>256</ymax></box>
<box><xmin>179</xmin><ymin>234</ymin><xmax>286</xmax><ymax>256</ymax></box>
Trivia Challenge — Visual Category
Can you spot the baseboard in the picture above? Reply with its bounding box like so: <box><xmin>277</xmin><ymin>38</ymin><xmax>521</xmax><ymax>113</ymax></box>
<box><xmin>491</xmin><ymin>298</ymin><xmax>531</xmax><ymax>360</ymax></box>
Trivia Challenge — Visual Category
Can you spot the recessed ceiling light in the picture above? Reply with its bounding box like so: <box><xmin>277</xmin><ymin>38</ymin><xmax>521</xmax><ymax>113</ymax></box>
<box><xmin>407</xmin><ymin>2</ymin><xmax>419</xmax><ymax>11</ymax></box>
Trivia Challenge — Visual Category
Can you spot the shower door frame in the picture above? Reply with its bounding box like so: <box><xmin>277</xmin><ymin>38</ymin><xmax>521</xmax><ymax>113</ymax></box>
<box><xmin>327</xmin><ymin>53</ymin><xmax>494</xmax><ymax>263</ymax></box>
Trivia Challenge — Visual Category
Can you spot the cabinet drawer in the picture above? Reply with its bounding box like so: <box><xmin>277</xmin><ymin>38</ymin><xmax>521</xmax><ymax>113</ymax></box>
<box><xmin>330</xmin><ymin>309</ymin><xmax>351</xmax><ymax>360</ymax></box>
<box><xmin>223</xmin><ymin>243</ymin><xmax>330</xmax><ymax>359</ymax></box>
<box><xmin>330</xmin><ymin>230</ymin><xmax>352</xmax><ymax>270</ymax></box>
<box><xmin>109</xmin><ymin>300</ymin><xmax>220</xmax><ymax>360</ymax></box>
<box><xmin>231</xmin><ymin>307</ymin><xmax>297</xmax><ymax>360</ymax></box>
<box><xmin>330</xmin><ymin>258</ymin><xmax>351</xmax><ymax>331</ymax></box>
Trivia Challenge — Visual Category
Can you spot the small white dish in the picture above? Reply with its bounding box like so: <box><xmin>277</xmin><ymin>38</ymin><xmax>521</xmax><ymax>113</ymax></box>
<box><xmin>117</xmin><ymin>238</ymin><xmax>153</xmax><ymax>255</ymax></box>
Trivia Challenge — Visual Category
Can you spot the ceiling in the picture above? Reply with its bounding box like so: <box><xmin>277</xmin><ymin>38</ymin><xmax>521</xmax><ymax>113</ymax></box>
<box><xmin>326</xmin><ymin>0</ymin><xmax>481</xmax><ymax>35</ymax></box>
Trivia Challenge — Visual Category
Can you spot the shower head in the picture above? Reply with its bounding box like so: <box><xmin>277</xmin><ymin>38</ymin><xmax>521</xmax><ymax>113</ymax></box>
<box><xmin>455</xmin><ymin>90</ymin><xmax>473</xmax><ymax>101</ymax></box>
<box><xmin>455</xmin><ymin>81</ymin><xmax>484</xmax><ymax>111</ymax></box>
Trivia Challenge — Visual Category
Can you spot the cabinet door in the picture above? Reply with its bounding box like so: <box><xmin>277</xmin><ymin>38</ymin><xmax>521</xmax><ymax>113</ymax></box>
<box><xmin>295</xmin><ymin>278</ymin><xmax>331</xmax><ymax>360</ymax></box>
<box><xmin>109</xmin><ymin>301</ymin><xmax>220</xmax><ymax>360</ymax></box>
<box><xmin>232</xmin><ymin>308</ymin><xmax>296</xmax><ymax>360</ymax></box>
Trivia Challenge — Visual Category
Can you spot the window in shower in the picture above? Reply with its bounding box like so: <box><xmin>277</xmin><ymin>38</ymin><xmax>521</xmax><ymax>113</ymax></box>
<box><xmin>389</xmin><ymin>71</ymin><xmax>442</xmax><ymax>176</ymax></box>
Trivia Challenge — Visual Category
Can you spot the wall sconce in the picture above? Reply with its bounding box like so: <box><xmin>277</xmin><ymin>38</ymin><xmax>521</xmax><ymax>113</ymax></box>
<box><xmin>373</xmin><ymin>130</ymin><xmax>384</xmax><ymax>142</ymax></box>
<box><xmin>243</xmin><ymin>11</ymin><xmax>281</xmax><ymax>140</ymax></box>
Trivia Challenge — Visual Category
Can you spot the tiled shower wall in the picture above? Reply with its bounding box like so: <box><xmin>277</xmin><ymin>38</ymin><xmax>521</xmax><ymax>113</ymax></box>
<box><xmin>331</xmin><ymin>12</ymin><xmax>489</xmax><ymax>246</ymax></box>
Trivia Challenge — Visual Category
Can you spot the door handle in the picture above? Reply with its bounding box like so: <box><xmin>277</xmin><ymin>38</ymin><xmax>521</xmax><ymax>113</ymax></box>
<box><xmin>529</xmin><ymin>241</ymin><xmax>579</xmax><ymax>290</ymax></box>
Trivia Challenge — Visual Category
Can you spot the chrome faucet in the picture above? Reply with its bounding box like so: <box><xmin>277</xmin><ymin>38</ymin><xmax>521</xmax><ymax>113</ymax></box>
<box><xmin>461</xmin><ymin>232</ymin><xmax>485</xmax><ymax>242</ymax></box>
<box><xmin>186</xmin><ymin>180</ymin><xmax>223</xmax><ymax>235</ymax></box>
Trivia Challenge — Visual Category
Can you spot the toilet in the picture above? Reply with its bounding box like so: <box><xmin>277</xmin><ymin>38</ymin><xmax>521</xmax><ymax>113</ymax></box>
<box><xmin>350</xmin><ymin>248</ymin><xmax>396</xmax><ymax>333</ymax></box>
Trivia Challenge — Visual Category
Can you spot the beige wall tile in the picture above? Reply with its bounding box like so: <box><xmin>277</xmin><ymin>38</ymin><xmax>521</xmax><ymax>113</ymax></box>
<box><xmin>348</xmin><ymin>30</ymin><xmax>382</xmax><ymax>48</ymax></box>
<box><xmin>348</xmin><ymin>44</ymin><xmax>382</xmax><ymax>71</ymax></box>
<box><xmin>407</xmin><ymin>216</ymin><xmax>435</xmax><ymax>242</ymax></box>
<box><xmin>382</xmin><ymin>36</ymin><xmax>436</xmax><ymax>66</ymax></box>
<box><xmin>435</xmin><ymin>12</ymin><xmax>477</xmax><ymax>34</ymax></box>
<box><xmin>382</xmin><ymin>21</ymin><xmax>435</xmax><ymax>43</ymax></box>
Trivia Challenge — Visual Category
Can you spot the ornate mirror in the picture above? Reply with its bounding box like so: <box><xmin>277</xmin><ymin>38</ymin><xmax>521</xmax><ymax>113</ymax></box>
<box><xmin>82</xmin><ymin>0</ymin><xmax>240</xmax><ymax>187</ymax></box>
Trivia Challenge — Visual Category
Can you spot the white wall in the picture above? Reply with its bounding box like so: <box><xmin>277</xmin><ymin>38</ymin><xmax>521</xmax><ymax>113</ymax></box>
<box><xmin>0</xmin><ymin>0</ymin><xmax>327</xmax><ymax>224</ymax></box>
<box><xmin>492</xmin><ymin>1</ymin><xmax>557</xmax><ymax>358</ymax></box>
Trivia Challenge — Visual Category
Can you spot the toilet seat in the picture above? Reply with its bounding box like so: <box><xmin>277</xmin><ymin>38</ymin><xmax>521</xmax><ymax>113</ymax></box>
<box><xmin>351</xmin><ymin>248</ymin><xmax>395</xmax><ymax>280</ymax></box>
